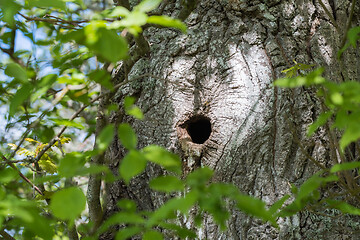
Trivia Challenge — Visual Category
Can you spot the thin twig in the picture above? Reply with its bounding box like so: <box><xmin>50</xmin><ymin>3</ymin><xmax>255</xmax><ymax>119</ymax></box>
<box><xmin>317</xmin><ymin>0</ymin><xmax>340</xmax><ymax>32</ymax></box>
<box><xmin>34</xmin><ymin>73</ymin><xmax>156</xmax><ymax>163</ymax></box>
<box><xmin>340</xmin><ymin>0</ymin><xmax>356</xmax><ymax>48</ymax></box>
<box><xmin>0</xmin><ymin>229</ymin><xmax>16</xmax><ymax>240</ymax></box>
<box><xmin>0</xmin><ymin>154</ymin><xmax>43</xmax><ymax>195</ymax></box>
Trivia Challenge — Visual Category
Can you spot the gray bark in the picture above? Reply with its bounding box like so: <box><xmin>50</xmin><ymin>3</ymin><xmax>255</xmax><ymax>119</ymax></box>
<box><xmin>102</xmin><ymin>0</ymin><xmax>360</xmax><ymax>239</ymax></box>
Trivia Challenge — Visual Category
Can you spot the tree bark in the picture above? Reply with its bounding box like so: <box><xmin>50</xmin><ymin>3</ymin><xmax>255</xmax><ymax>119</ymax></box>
<box><xmin>102</xmin><ymin>0</ymin><xmax>360</xmax><ymax>239</ymax></box>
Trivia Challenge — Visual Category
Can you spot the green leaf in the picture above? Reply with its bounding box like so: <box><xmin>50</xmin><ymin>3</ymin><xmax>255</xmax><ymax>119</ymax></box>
<box><xmin>96</xmin><ymin>124</ymin><xmax>115</xmax><ymax>152</ymax></box>
<box><xmin>115</xmin><ymin>227</ymin><xmax>142</xmax><ymax>240</ymax></box>
<box><xmin>28</xmin><ymin>0</ymin><xmax>66</xmax><ymax>10</ymax></box>
<box><xmin>104</xmin><ymin>6</ymin><xmax>130</xmax><ymax>18</ymax></box>
<box><xmin>135</xmin><ymin>0</ymin><xmax>162</xmax><ymax>12</ymax></box>
<box><xmin>124</xmin><ymin>96</ymin><xmax>144</xmax><ymax>119</ymax></box>
<box><xmin>9</xmin><ymin>83</ymin><xmax>33</xmax><ymax>117</ymax></box>
<box><xmin>118</xmin><ymin>123</ymin><xmax>137</xmax><ymax>149</ymax></box>
<box><xmin>143</xmin><ymin>230</ymin><xmax>163</xmax><ymax>240</ymax></box>
<box><xmin>83</xmin><ymin>22</ymin><xmax>128</xmax><ymax>62</ymax></box>
<box><xmin>88</xmin><ymin>69</ymin><xmax>113</xmax><ymax>90</ymax></box>
<box><xmin>124</xmin><ymin>96</ymin><xmax>136</xmax><ymax>109</ymax></box>
<box><xmin>146</xmin><ymin>191</ymin><xmax>198</xmax><ymax>227</ymax></box>
<box><xmin>327</xmin><ymin>200</ymin><xmax>360</xmax><ymax>215</ymax></box>
<box><xmin>330</xmin><ymin>161</ymin><xmax>360</xmax><ymax>173</ymax></box>
<box><xmin>186</xmin><ymin>167</ymin><xmax>213</xmax><ymax>188</ymax></box>
<box><xmin>269</xmin><ymin>194</ymin><xmax>290</xmax><ymax>215</ymax></box>
<box><xmin>158</xmin><ymin>223</ymin><xmax>196</xmax><ymax>239</ymax></box>
<box><xmin>307</xmin><ymin>111</ymin><xmax>332</xmax><ymax>136</ymax></box>
<box><xmin>117</xmin><ymin>199</ymin><xmax>137</xmax><ymax>212</ymax></box>
<box><xmin>5</xmin><ymin>63</ymin><xmax>28</xmax><ymax>82</ymax></box>
<box><xmin>142</xmin><ymin>145</ymin><xmax>181</xmax><ymax>174</ymax></box>
<box><xmin>347</xmin><ymin>26</ymin><xmax>360</xmax><ymax>48</ymax></box>
<box><xmin>0</xmin><ymin>167</ymin><xmax>18</xmax><ymax>183</ymax></box>
<box><xmin>150</xmin><ymin>175</ymin><xmax>184</xmax><ymax>192</ymax></box>
<box><xmin>58</xmin><ymin>153</ymin><xmax>86</xmax><ymax>178</ymax></box>
<box><xmin>119</xmin><ymin>150</ymin><xmax>147</xmax><ymax>184</ymax></box>
<box><xmin>147</xmin><ymin>16</ymin><xmax>187</xmax><ymax>33</ymax></box>
<box><xmin>127</xmin><ymin>107</ymin><xmax>144</xmax><ymax>120</ymax></box>
<box><xmin>51</xmin><ymin>118</ymin><xmax>85</xmax><ymax>130</ymax></box>
<box><xmin>50</xmin><ymin>187</ymin><xmax>86</xmax><ymax>221</ymax></box>
<box><xmin>0</xmin><ymin>0</ymin><xmax>21</xmax><ymax>27</ymax></box>
<box><xmin>340</xmin><ymin>125</ymin><xmax>360</xmax><ymax>150</ymax></box>
<box><xmin>274</xmin><ymin>68</ymin><xmax>325</xmax><ymax>88</ymax></box>
<box><xmin>235</xmin><ymin>194</ymin><xmax>277</xmax><ymax>227</ymax></box>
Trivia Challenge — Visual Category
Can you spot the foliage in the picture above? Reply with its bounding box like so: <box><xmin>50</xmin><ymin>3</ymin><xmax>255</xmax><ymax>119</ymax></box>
<box><xmin>0</xmin><ymin>0</ymin><xmax>274</xmax><ymax>239</ymax></box>
<box><xmin>0</xmin><ymin>0</ymin><xmax>360</xmax><ymax>239</ymax></box>
<box><xmin>273</xmin><ymin>23</ymin><xmax>360</xmax><ymax>221</ymax></box>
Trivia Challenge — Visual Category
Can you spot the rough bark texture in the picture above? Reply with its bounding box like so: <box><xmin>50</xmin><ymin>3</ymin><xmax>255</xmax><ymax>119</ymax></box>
<box><xmin>103</xmin><ymin>0</ymin><xmax>360</xmax><ymax>239</ymax></box>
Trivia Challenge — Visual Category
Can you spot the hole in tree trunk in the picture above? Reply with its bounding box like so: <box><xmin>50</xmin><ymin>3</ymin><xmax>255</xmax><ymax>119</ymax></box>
<box><xmin>183</xmin><ymin>115</ymin><xmax>211</xmax><ymax>144</ymax></box>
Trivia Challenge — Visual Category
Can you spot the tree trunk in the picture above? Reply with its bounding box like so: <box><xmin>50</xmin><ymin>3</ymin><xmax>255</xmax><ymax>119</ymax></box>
<box><xmin>102</xmin><ymin>0</ymin><xmax>360</xmax><ymax>239</ymax></box>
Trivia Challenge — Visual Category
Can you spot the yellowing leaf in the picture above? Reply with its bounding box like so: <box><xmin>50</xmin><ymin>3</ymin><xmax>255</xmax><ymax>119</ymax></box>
<box><xmin>39</xmin><ymin>157</ymin><xmax>57</xmax><ymax>174</ymax></box>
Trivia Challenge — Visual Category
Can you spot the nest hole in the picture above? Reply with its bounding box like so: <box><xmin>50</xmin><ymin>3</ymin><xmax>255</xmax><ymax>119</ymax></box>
<box><xmin>183</xmin><ymin>115</ymin><xmax>211</xmax><ymax>144</ymax></box>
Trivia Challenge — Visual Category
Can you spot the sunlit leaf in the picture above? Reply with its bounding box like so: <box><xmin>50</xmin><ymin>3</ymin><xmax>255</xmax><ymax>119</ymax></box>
<box><xmin>135</xmin><ymin>0</ymin><xmax>162</xmax><ymax>12</ymax></box>
<box><xmin>147</xmin><ymin>16</ymin><xmax>187</xmax><ymax>33</ymax></box>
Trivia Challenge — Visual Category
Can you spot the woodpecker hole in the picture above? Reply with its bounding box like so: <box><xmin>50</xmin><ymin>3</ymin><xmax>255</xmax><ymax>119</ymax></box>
<box><xmin>182</xmin><ymin>116</ymin><xmax>211</xmax><ymax>144</ymax></box>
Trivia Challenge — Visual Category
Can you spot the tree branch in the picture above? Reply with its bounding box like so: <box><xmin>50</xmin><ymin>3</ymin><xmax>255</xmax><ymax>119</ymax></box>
<box><xmin>317</xmin><ymin>0</ymin><xmax>340</xmax><ymax>32</ymax></box>
<box><xmin>340</xmin><ymin>0</ymin><xmax>356</xmax><ymax>48</ymax></box>
<box><xmin>0</xmin><ymin>229</ymin><xmax>16</xmax><ymax>240</ymax></box>
<box><xmin>0</xmin><ymin>154</ymin><xmax>43</xmax><ymax>195</ymax></box>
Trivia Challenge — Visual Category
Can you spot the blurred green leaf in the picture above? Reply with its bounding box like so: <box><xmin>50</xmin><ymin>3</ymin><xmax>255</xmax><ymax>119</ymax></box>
<box><xmin>135</xmin><ymin>0</ymin><xmax>162</xmax><ymax>12</ymax></box>
<box><xmin>150</xmin><ymin>175</ymin><xmax>184</xmax><ymax>192</ymax></box>
<box><xmin>274</xmin><ymin>68</ymin><xmax>325</xmax><ymax>88</ymax></box>
<box><xmin>143</xmin><ymin>230</ymin><xmax>163</xmax><ymax>240</ymax></box>
<box><xmin>142</xmin><ymin>145</ymin><xmax>181</xmax><ymax>174</ymax></box>
<box><xmin>327</xmin><ymin>199</ymin><xmax>360</xmax><ymax>215</ymax></box>
<box><xmin>9</xmin><ymin>83</ymin><xmax>33</xmax><ymax>117</ymax></box>
<box><xmin>58</xmin><ymin>152</ymin><xmax>86</xmax><ymax>178</ymax></box>
<box><xmin>51</xmin><ymin>118</ymin><xmax>85</xmax><ymax>130</ymax></box>
<box><xmin>330</xmin><ymin>161</ymin><xmax>360</xmax><ymax>173</ymax></box>
<box><xmin>28</xmin><ymin>0</ymin><xmax>66</xmax><ymax>10</ymax></box>
<box><xmin>307</xmin><ymin>111</ymin><xmax>332</xmax><ymax>136</ymax></box>
<box><xmin>96</xmin><ymin>124</ymin><xmax>115</xmax><ymax>152</ymax></box>
<box><xmin>5</xmin><ymin>63</ymin><xmax>28</xmax><ymax>82</ymax></box>
<box><xmin>119</xmin><ymin>150</ymin><xmax>147</xmax><ymax>184</ymax></box>
<box><xmin>147</xmin><ymin>16</ymin><xmax>187</xmax><ymax>33</ymax></box>
<box><xmin>347</xmin><ymin>26</ymin><xmax>360</xmax><ymax>48</ymax></box>
<box><xmin>186</xmin><ymin>167</ymin><xmax>213</xmax><ymax>188</ymax></box>
<box><xmin>0</xmin><ymin>0</ymin><xmax>21</xmax><ymax>27</ymax></box>
<box><xmin>269</xmin><ymin>194</ymin><xmax>290</xmax><ymax>215</ymax></box>
<box><xmin>115</xmin><ymin>227</ymin><xmax>142</xmax><ymax>240</ymax></box>
<box><xmin>118</xmin><ymin>123</ymin><xmax>137</xmax><ymax>149</ymax></box>
<box><xmin>50</xmin><ymin>187</ymin><xmax>86</xmax><ymax>221</ymax></box>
